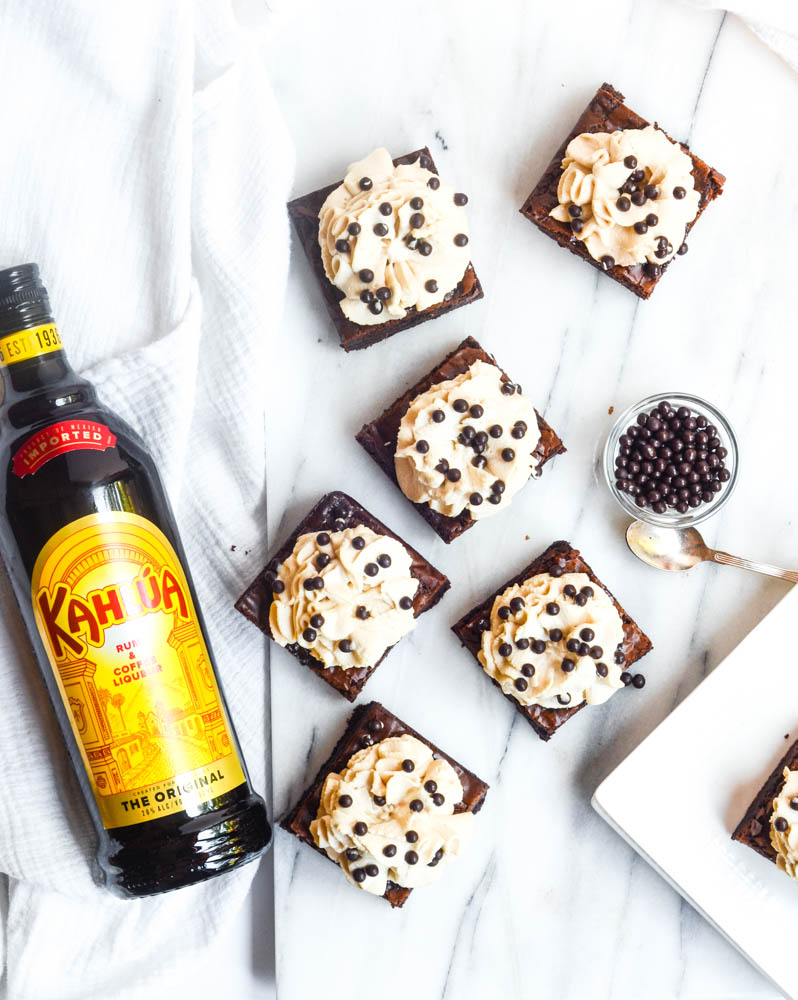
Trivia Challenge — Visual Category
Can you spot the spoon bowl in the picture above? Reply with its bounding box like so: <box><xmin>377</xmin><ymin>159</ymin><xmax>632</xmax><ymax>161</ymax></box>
<box><xmin>626</xmin><ymin>521</ymin><xmax>710</xmax><ymax>572</ymax></box>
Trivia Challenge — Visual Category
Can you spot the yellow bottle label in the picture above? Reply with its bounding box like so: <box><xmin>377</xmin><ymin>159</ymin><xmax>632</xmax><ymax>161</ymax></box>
<box><xmin>0</xmin><ymin>324</ymin><xmax>62</xmax><ymax>367</ymax></box>
<box><xmin>31</xmin><ymin>511</ymin><xmax>246</xmax><ymax>829</ymax></box>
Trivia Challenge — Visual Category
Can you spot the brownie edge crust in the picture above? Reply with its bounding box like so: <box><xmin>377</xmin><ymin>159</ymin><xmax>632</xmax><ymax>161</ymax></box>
<box><xmin>732</xmin><ymin>737</ymin><xmax>798</xmax><ymax>865</ymax></box>
<box><xmin>519</xmin><ymin>82</ymin><xmax>725</xmax><ymax>299</ymax></box>
<box><xmin>281</xmin><ymin>700</ymin><xmax>489</xmax><ymax>908</ymax></box>
<box><xmin>234</xmin><ymin>491</ymin><xmax>450</xmax><ymax>701</ymax></box>
<box><xmin>451</xmin><ymin>540</ymin><xmax>653</xmax><ymax>740</ymax></box>
<box><xmin>288</xmin><ymin>147</ymin><xmax>484</xmax><ymax>351</ymax></box>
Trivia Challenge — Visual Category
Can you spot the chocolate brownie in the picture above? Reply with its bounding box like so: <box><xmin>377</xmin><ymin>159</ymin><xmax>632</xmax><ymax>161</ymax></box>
<box><xmin>281</xmin><ymin>700</ymin><xmax>489</xmax><ymax>907</ymax></box>
<box><xmin>355</xmin><ymin>337</ymin><xmax>565</xmax><ymax>544</ymax></box>
<box><xmin>235</xmin><ymin>491</ymin><xmax>449</xmax><ymax>701</ymax></box>
<box><xmin>288</xmin><ymin>147</ymin><xmax>483</xmax><ymax>351</ymax></box>
<box><xmin>451</xmin><ymin>540</ymin><xmax>653</xmax><ymax>740</ymax></box>
<box><xmin>733</xmin><ymin>738</ymin><xmax>798</xmax><ymax>864</ymax></box>
<box><xmin>520</xmin><ymin>82</ymin><xmax>725</xmax><ymax>299</ymax></box>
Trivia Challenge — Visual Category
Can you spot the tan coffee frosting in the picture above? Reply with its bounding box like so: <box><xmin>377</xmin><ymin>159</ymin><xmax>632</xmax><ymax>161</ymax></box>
<box><xmin>549</xmin><ymin>125</ymin><xmax>700</xmax><ymax>269</ymax></box>
<box><xmin>311</xmin><ymin>734</ymin><xmax>473</xmax><ymax>896</ymax></box>
<box><xmin>318</xmin><ymin>147</ymin><xmax>471</xmax><ymax>326</ymax></box>
<box><xmin>269</xmin><ymin>527</ymin><xmax>417</xmax><ymax>670</ymax></box>
<box><xmin>770</xmin><ymin>768</ymin><xmax>798</xmax><ymax>880</ymax></box>
<box><xmin>479</xmin><ymin>572</ymin><xmax>626</xmax><ymax>710</ymax></box>
<box><xmin>395</xmin><ymin>360</ymin><xmax>541</xmax><ymax>520</ymax></box>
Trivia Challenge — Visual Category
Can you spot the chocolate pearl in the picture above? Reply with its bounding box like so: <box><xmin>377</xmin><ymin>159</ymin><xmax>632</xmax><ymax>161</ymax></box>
<box><xmin>365</xmin><ymin>864</ymin><xmax>379</xmax><ymax>878</ymax></box>
<box><xmin>501</xmin><ymin>448</ymin><xmax>515</xmax><ymax>461</ymax></box>
<box><xmin>418</xmin><ymin>240</ymin><xmax>432</xmax><ymax>256</ymax></box>
<box><xmin>460</xmin><ymin>425</ymin><xmax>476</xmax><ymax>442</ymax></box>
<box><xmin>532</xmin><ymin>640</ymin><xmax>546</xmax><ymax>654</ymax></box>
<box><xmin>359</xmin><ymin>268</ymin><xmax>374</xmax><ymax>283</ymax></box>
<box><xmin>563</xmin><ymin>585</ymin><xmax>577</xmax><ymax>598</ymax></box>
<box><xmin>568</xmin><ymin>204</ymin><xmax>582</xmax><ymax>218</ymax></box>
<box><xmin>624</xmin><ymin>155</ymin><xmax>637</xmax><ymax>169</ymax></box>
<box><xmin>339</xmin><ymin>638</ymin><xmax>354</xmax><ymax>652</ymax></box>
<box><xmin>487</xmin><ymin>424</ymin><xmax>502</xmax><ymax>439</ymax></box>
<box><xmin>646</xmin><ymin>213</ymin><xmax>658</xmax><ymax>226</ymax></box>
<box><xmin>368</xmin><ymin>719</ymin><xmax>383</xmax><ymax>734</ymax></box>
<box><xmin>315</xmin><ymin>553</ymin><xmax>331</xmax><ymax>569</ymax></box>
<box><xmin>620</xmin><ymin>671</ymin><xmax>632</xmax><ymax>686</ymax></box>
<box><xmin>580</xmin><ymin>627</ymin><xmax>595</xmax><ymax>642</ymax></box>
<box><xmin>424</xmin><ymin>780</ymin><xmax>438</xmax><ymax>793</ymax></box>
<box><xmin>579</xmin><ymin>642</ymin><xmax>590</xmax><ymax>656</ymax></box>
<box><xmin>644</xmin><ymin>184</ymin><xmax>658</xmax><ymax>200</ymax></box>
<box><xmin>428</xmin><ymin>176</ymin><xmax>441</xmax><ymax>190</ymax></box>
<box><xmin>335</xmin><ymin>239</ymin><xmax>350</xmax><ymax>253</ymax></box>
<box><xmin>446</xmin><ymin>468</ymin><xmax>462</xmax><ymax>483</ymax></box>
<box><xmin>561</xmin><ymin>658</ymin><xmax>575</xmax><ymax>673</ymax></box>
<box><xmin>379</xmin><ymin>201</ymin><xmax>392</xmax><ymax>216</ymax></box>
<box><xmin>310</xmin><ymin>614</ymin><xmax>325</xmax><ymax>628</ymax></box>
<box><xmin>600</xmin><ymin>255</ymin><xmax>615</xmax><ymax>270</ymax></box>
<box><xmin>566</xmin><ymin>638</ymin><xmax>581</xmax><ymax>653</ymax></box>
<box><xmin>432</xmin><ymin>793</ymin><xmax>445</xmax><ymax>806</ymax></box>
<box><xmin>673</xmin><ymin>186</ymin><xmax>686</xmax><ymax>199</ymax></box>
<box><xmin>373</xmin><ymin>795</ymin><xmax>386</xmax><ymax>806</ymax></box>
<box><xmin>476</xmin><ymin>617</ymin><xmax>490</xmax><ymax>632</ymax></box>
<box><xmin>574</xmin><ymin>593</ymin><xmax>588</xmax><ymax>607</ymax></box>
<box><xmin>348</xmin><ymin>222</ymin><xmax>361</xmax><ymax>236</ymax></box>
<box><xmin>596</xmin><ymin>663</ymin><xmax>609</xmax><ymax>677</ymax></box>
<box><xmin>364</xmin><ymin>563</ymin><xmax>379</xmax><ymax>577</ymax></box>
<box><xmin>316</xmin><ymin>532</ymin><xmax>331</xmax><ymax>546</ymax></box>
<box><xmin>616</xmin><ymin>196</ymin><xmax>631</xmax><ymax>212</ymax></box>
<box><xmin>631</xmin><ymin>170</ymin><xmax>645</xmax><ymax>182</ymax></box>
<box><xmin>492</xmin><ymin>480</ymin><xmax>506</xmax><ymax>494</ymax></box>
<box><xmin>338</xmin><ymin>794</ymin><xmax>353</xmax><ymax>808</ymax></box>
<box><xmin>410</xmin><ymin>213</ymin><xmax>425</xmax><ymax>229</ymax></box>
<box><xmin>790</xmin><ymin>798</ymin><xmax>798</xmax><ymax>811</ymax></box>
<box><xmin>345</xmin><ymin>848</ymin><xmax>360</xmax><ymax>861</ymax></box>
<box><xmin>453</xmin><ymin>398</ymin><xmax>468</xmax><ymax>413</ymax></box>
<box><xmin>469</xmin><ymin>492</ymin><xmax>484</xmax><ymax>506</ymax></box>
<box><xmin>632</xmin><ymin>674</ymin><xmax>646</xmax><ymax>689</ymax></box>
<box><xmin>405</xmin><ymin>851</ymin><xmax>419</xmax><ymax>865</ymax></box>
<box><xmin>352</xmin><ymin>536</ymin><xmax>365</xmax><ymax>550</ymax></box>
<box><xmin>634</xmin><ymin>221</ymin><xmax>648</xmax><ymax>235</ymax></box>
<box><xmin>514</xmin><ymin>677</ymin><xmax>528</xmax><ymax>692</ymax></box>
<box><xmin>471</xmin><ymin>454</ymin><xmax>487</xmax><ymax>469</ymax></box>
<box><xmin>549</xmin><ymin>628</ymin><xmax>563</xmax><ymax>641</ymax></box>
<box><xmin>359</xmin><ymin>176</ymin><xmax>373</xmax><ymax>190</ymax></box>
<box><xmin>399</xmin><ymin>596</ymin><xmax>413</xmax><ymax>611</ymax></box>
<box><xmin>415</xmin><ymin>439</ymin><xmax>429</xmax><ymax>454</ymax></box>
<box><xmin>352</xmin><ymin>868</ymin><xmax>367</xmax><ymax>883</ymax></box>
<box><xmin>677</xmin><ymin>242</ymin><xmax>689</xmax><ymax>255</ymax></box>
<box><xmin>376</xmin><ymin>286</ymin><xmax>392</xmax><ymax>301</ymax></box>
<box><xmin>402</xmin><ymin>759</ymin><xmax>415</xmax><ymax>772</ymax></box>
<box><xmin>631</xmin><ymin>190</ymin><xmax>646</xmax><ymax>206</ymax></box>
<box><xmin>510</xmin><ymin>596</ymin><xmax>525</xmax><ymax>613</ymax></box>
<box><xmin>430</xmin><ymin>409</ymin><xmax>446</xmax><ymax>424</ymax></box>
<box><xmin>498</xmin><ymin>642</ymin><xmax>513</xmax><ymax>657</ymax></box>
<box><xmin>557</xmin><ymin>694</ymin><xmax>572</xmax><ymax>705</ymax></box>
<box><xmin>424</xmin><ymin>279</ymin><xmax>438</xmax><ymax>293</ymax></box>
<box><xmin>373</xmin><ymin>222</ymin><xmax>389</xmax><ymax>236</ymax></box>
<box><xmin>546</xmin><ymin>602</ymin><xmax>560</xmax><ymax>616</ymax></box>
<box><xmin>410</xmin><ymin>799</ymin><xmax>424</xmax><ymax>812</ymax></box>
<box><xmin>468</xmin><ymin>403</ymin><xmax>484</xmax><ymax>418</ymax></box>
<box><xmin>522</xmin><ymin>662</ymin><xmax>536</xmax><ymax>676</ymax></box>
<box><xmin>405</xmin><ymin>830</ymin><xmax>418</xmax><ymax>843</ymax></box>
<box><xmin>775</xmin><ymin>817</ymin><xmax>789</xmax><ymax>832</ymax></box>
<box><xmin>589</xmin><ymin>646</ymin><xmax>603</xmax><ymax>659</ymax></box>
<box><xmin>377</xmin><ymin>554</ymin><xmax>392</xmax><ymax>568</ymax></box>
<box><xmin>304</xmin><ymin>576</ymin><xmax>324</xmax><ymax>590</ymax></box>
<box><xmin>453</xmin><ymin>233</ymin><xmax>469</xmax><ymax>247</ymax></box>
<box><xmin>454</xmin><ymin>192</ymin><xmax>468</xmax><ymax>206</ymax></box>
<box><xmin>501</xmin><ymin>382</ymin><xmax>516</xmax><ymax>395</ymax></box>
<box><xmin>354</xmin><ymin>821</ymin><xmax>368</xmax><ymax>835</ymax></box>
<box><xmin>570</xmin><ymin>219</ymin><xmax>584</xmax><ymax>234</ymax></box>
<box><xmin>409</xmin><ymin>196</ymin><xmax>424</xmax><ymax>210</ymax></box>
<box><xmin>302</xmin><ymin>627</ymin><xmax>317</xmax><ymax>643</ymax></box>
<box><xmin>615</xmin><ymin>649</ymin><xmax>626</xmax><ymax>665</ymax></box>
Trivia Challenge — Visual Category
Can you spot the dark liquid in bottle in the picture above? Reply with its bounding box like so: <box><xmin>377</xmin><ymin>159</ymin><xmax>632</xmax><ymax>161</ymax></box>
<box><xmin>0</xmin><ymin>264</ymin><xmax>270</xmax><ymax>896</ymax></box>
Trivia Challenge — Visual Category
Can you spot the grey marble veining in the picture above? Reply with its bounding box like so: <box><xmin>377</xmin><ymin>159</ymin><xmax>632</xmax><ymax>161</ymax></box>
<box><xmin>257</xmin><ymin>1</ymin><xmax>798</xmax><ymax>997</ymax></box>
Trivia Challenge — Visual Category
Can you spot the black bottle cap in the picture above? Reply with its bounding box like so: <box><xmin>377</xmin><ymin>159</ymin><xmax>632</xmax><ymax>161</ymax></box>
<box><xmin>0</xmin><ymin>263</ymin><xmax>54</xmax><ymax>336</ymax></box>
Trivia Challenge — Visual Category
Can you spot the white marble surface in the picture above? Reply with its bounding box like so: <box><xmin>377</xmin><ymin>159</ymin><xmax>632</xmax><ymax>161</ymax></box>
<box><xmin>257</xmin><ymin>2</ymin><xmax>798</xmax><ymax>998</ymax></box>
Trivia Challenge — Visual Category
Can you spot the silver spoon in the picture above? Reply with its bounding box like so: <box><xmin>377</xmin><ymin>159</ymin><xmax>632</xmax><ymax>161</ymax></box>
<box><xmin>626</xmin><ymin>520</ymin><xmax>798</xmax><ymax>583</ymax></box>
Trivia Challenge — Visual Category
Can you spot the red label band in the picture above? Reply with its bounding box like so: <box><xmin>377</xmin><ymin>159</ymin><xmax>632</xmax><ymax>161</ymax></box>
<box><xmin>12</xmin><ymin>420</ymin><xmax>117</xmax><ymax>477</ymax></box>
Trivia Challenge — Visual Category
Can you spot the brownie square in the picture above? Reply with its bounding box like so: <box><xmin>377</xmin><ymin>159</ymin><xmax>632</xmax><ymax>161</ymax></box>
<box><xmin>519</xmin><ymin>82</ymin><xmax>725</xmax><ymax>299</ymax></box>
<box><xmin>355</xmin><ymin>336</ymin><xmax>566</xmax><ymax>544</ymax></box>
<box><xmin>732</xmin><ymin>738</ymin><xmax>798</xmax><ymax>865</ymax></box>
<box><xmin>235</xmin><ymin>491</ymin><xmax>449</xmax><ymax>701</ymax></box>
<box><xmin>288</xmin><ymin>146</ymin><xmax>484</xmax><ymax>352</ymax></box>
<box><xmin>281</xmin><ymin>700</ymin><xmax>489</xmax><ymax>907</ymax></box>
<box><xmin>451</xmin><ymin>540</ymin><xmax>653</xmax><ymax>740</ymax></box>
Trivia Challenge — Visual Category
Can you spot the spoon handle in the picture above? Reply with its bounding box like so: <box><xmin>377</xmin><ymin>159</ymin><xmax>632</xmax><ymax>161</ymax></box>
<box><xmin>711</xmin><ymin>549</ymin><xmax>798</xmax><ymax>584</ymax></box>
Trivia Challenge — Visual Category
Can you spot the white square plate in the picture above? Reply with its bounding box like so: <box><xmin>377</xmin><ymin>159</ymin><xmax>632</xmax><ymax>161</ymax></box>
<box><xmin>592</xmin><ymin>585</ymin><xmax>798</xmax><ymax>999</ymax></box>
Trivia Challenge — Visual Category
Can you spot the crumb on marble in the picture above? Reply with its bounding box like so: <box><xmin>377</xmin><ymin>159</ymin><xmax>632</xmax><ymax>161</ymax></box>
<box><xmin>608</xmin><ymin>405</ymin><xmax>614</xmax><ymax>415</ymax></box>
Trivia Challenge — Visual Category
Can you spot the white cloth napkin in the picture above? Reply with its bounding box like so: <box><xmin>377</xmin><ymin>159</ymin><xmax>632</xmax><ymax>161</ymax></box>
<box><xmin>0</xmin><ymin>1</ymin><xmax>293</xmax><ymax>997</ymax></box>
<box><xmin>679</xmin><ymin>0</ymin><xmax>798</xmax><ymax>72</ymax></box>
